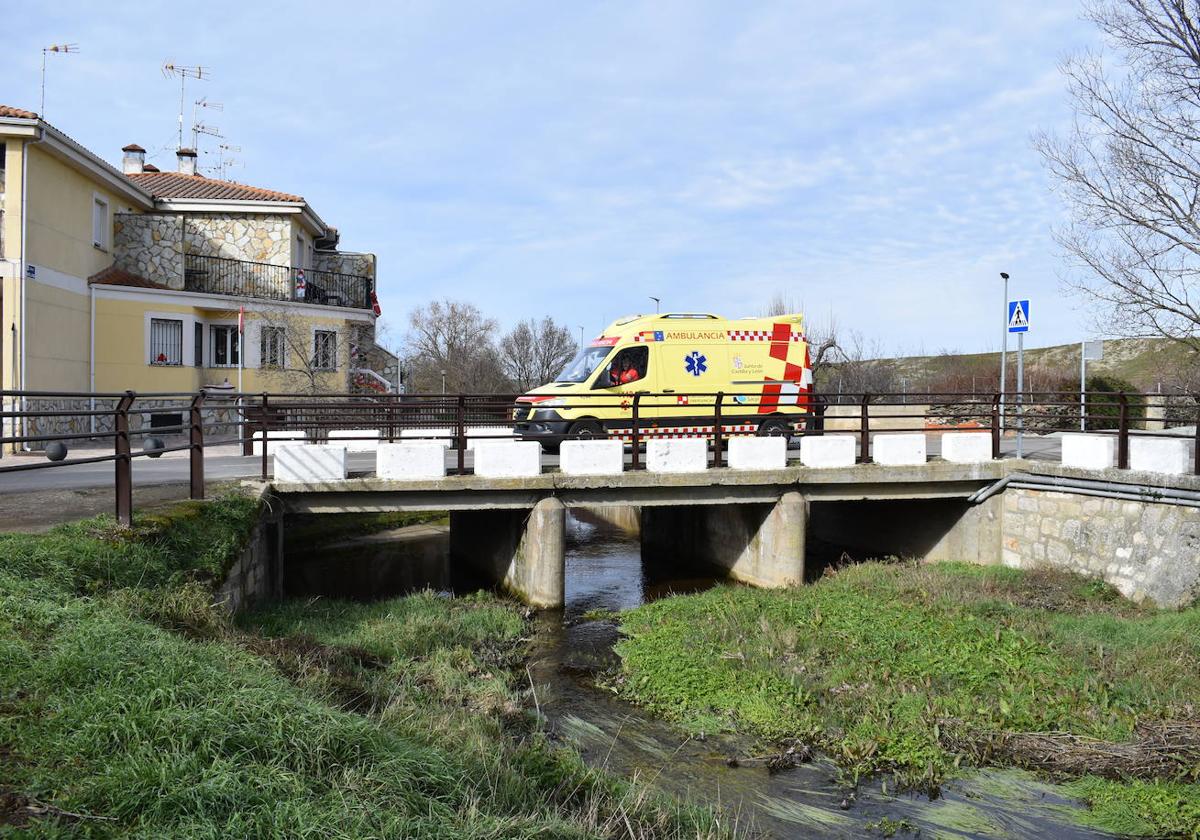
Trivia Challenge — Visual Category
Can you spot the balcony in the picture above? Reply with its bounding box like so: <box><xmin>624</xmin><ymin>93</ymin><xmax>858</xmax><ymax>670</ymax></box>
<box><xmin>183</xmin><ymin>253</ymin><xmax>373</xmax><ymax>310</ymax></box>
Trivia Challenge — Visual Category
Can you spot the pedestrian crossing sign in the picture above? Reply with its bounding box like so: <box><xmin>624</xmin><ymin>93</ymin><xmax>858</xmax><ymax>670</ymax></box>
<box><xmin>1008</xmin><ymin>300</ymin><xmax>1030</xmax><ymax>333</ymax></box>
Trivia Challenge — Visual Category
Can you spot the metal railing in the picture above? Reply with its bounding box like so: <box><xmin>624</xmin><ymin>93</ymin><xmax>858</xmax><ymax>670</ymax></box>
<box><xmin>183</xmin><ymin>254</ymin><xmax>373</xmax><ymax>310</ymax></box>
<box><xmin>2</xmin><ymin>389</ymin><xmax>1197</xmax><ymax>526</ymax></box>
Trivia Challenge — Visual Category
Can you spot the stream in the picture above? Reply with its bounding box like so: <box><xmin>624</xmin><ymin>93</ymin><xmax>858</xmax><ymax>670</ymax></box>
<box><xmin>288</xmin><ymin>510</ymin><xmax>1114</xmax><ymax>839</ymax></box>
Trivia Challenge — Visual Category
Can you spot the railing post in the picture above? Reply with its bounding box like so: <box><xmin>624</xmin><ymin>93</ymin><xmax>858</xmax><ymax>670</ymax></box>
<box><xmin>114</xmin><ymin>391</ymin><xmax>134</xmax><ymax>526</ymax></box>
<box><xmin>456</xmin><ymin>395</ymin><xmax>466</xmax><ymax>475</ymax></box>
<box><xmin>260</xmin><ymin>393</ymin><xmax>270</xmax><ymax>481</ymax></box>
<box><xmin>859</xmin><ymin>393</ymin><xmax>871</xmax><ymax>464</ymax></box>
<box><xmin>991</xmin><ymin>393</ymin><xmax>1001</xmax><ymax>460</ymax></box>
<box><xmin>712</xmin><ymin>391</ymin><xmax>724</xmax><ymax>468</ymax></box>
<box><xmin>630</xmin><ymin>393</ymin><xmax>642</xmax><ymax>470</ymax></box>
<box><xmin>1117</xmin><ymin>391</ymin><xmax>1129</xmax><ymax>469</ymax></box>
<box><xmin>189</xmin><ymin>393</ymin><xmax>205</xmax><ymax>500</ymax></box>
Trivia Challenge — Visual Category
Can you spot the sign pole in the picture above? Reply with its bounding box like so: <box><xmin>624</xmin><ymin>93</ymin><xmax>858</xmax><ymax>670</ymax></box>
<box><xmin>1080</xmin><ymin>341</ymin><xmax>1086</xmax><ymax>432</ymax></box>
<box><xmin>1016</xmin><ymin>331</ymin><xmax>1024</xmax><ymax>458</ymax></box>
<box><xmin>1000</xmin><ymin>273</ymin><xmax>1009</xmax><ymax>432</ymax></box>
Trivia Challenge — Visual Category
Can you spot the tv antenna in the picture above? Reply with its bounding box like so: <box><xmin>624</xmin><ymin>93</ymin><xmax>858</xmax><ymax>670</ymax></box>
<box><xmin>162</xmin><ymin>61</ymin><xmax>209</xmax><ymax>149</ymax></box>
<box><xmin>215</xmin><ymin>143</ymin><xmax>243</xmax><ymax>179</ymax></box>
<box><xmin>40</xmin><ymin>43</ymin><xmax>79</xmax><ymax>117</ymax></box>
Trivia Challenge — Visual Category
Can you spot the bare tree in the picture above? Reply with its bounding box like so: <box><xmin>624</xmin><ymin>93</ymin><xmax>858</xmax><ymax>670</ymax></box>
<box><xmin>404</xmin><ymin>299</ymin><xmax>506</xmax><ymax>393</ymax></box>
<box><xmin>1036</xmin><ymin>0</ymin><xmax>1200</xmax><ymax>353</ymax></box>
<box><xmin>499</xmin><ymin>317</ymin><xmax>578</xmax><ymax>391</ymax></box>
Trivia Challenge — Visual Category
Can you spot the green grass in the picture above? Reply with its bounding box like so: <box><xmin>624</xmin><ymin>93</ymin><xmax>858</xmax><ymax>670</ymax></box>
<box><xmin>0</xmin><ymin>494</ymin><xmax>727</xmax><ymax>838</ymax></box>
<box><xmin>613</xmin><ymin>561</ymin><xmax>1200</xmax><ymax>837</ymax></box>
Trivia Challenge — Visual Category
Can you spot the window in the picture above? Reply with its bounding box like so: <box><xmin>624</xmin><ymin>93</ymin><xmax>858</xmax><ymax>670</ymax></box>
<box><xmin>592</xmin><ymin>346</ymin><xmax>649</xmax><ymax>389</ymax></box>
<box><xmin>149</xmin><ymin>318</ymin><xmax>183</xmax><ymax>366</ymax></box>
<box><xmin>194</xmin><ymin>322</ymin><xmax>203</xmax><ymax>368</ymax></box>
<box><xmin>92</xmin><ymin>196</ymin><xmax>109</xmax><ymax>249</ymax></box>
<box><xmin>211</xmin><ymin>325</ymin><xmax>240</xmax><ymax>367</ymax></box>
<box><xmin>261</xmin><ymin>326</ymin><xmax>286</xmax><ymax>369</ymax></box>
<box><xmin>313</xmin><ymin>330</ymin><xmax>336</xmax><ymax>370</ymax></box>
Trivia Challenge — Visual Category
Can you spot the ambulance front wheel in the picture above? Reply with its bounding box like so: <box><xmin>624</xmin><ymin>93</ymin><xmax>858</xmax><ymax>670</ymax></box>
<box><xmin>757</xmin><ymin>416</ymin><xmax>792</xmax><ymax>439</ymax></box>
<box><xmin>567</xmin><ymin>419</ymin><xmax>605</xmax><ymax>441</ymax></box>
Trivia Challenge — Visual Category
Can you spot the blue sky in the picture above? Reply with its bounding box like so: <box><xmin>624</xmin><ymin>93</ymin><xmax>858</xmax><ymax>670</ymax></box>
<box><xmin>6</xmin><ymin>1</ymin><xmax>1099</xmax><ymax>354</ymax></box>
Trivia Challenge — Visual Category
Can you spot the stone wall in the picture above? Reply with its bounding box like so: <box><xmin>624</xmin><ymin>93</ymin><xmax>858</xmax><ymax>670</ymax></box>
<box><xmin>15</xmin><ymin>396</ymin><xmax>245</xmax><ymax>450</ymax></box>
<box><xmin>114</xmin><ymin>213</ymin><xmax>185</xmax><ymax>289</ymax></box>
<box><xmin>314</xmin><ymin>250</ymin><xmax>375</xmax><ymax>280</ymax></box>
<box><xmin>184</xmin><ymin>214</ymin><xmax>291</xmax><ymax>265</ymax></box>
<box><xmin>1001</xmin><ymin>488</ymin><xmax>1200</xmax><ymax>608</ymax></box>
<box><xmin>215</xmin><ymin>507</ymin><xmax>282</xmax><ymax>614</ymax></box>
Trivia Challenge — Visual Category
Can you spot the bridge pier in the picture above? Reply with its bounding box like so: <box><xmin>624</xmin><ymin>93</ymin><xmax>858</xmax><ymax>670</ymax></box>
<box><xmin>449</xmin><ymin>497</ymin><xmax>565</xmax><ymax>608</ymax></box>
<box><xmin>641</xmin><ymin>491</ymin><xmax>807</xmax><ymax>587</ymax></box>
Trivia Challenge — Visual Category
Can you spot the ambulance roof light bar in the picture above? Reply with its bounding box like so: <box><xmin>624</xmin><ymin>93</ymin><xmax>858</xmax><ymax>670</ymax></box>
<box><xmin>659</xmin><ymin>313</ymin><xmax>718</xmax><ymax>319</ymax></box>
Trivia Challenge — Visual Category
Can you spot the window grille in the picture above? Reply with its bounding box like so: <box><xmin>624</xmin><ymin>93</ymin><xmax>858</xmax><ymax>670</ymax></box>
<box><xmin>261</xmin><ymin>326</ymin><xmax>286</xmax><ymax>368</ymax></box>
<box><xmin>150</xmin><ymin>318</ymin><xmax>183</xmax><ymax>365</ymax></box>
<box><xmin>313</xmin><ymin>330</ymin><xmax>336</xmax><ymax>370</ymax></box>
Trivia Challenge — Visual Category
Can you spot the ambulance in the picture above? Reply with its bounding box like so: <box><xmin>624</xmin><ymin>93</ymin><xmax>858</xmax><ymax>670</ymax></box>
<box><xmin>512</xmin><ymin>312</ymin><xmax>812</xmax><ymax>448</ymax></box>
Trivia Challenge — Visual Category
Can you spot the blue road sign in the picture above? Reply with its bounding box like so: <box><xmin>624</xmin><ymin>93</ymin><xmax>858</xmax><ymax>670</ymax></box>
<box><xmin>1008</xmin><ymin>300</ymin><xmax>1030</xmax><ymax>333</ymax></box>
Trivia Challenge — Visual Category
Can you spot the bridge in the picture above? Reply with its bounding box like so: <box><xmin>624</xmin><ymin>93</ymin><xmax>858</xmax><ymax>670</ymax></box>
<box><xmin>3</xmin><ymin>388</ymin><xmax>1198</xmax><ymax>610</ymax></box>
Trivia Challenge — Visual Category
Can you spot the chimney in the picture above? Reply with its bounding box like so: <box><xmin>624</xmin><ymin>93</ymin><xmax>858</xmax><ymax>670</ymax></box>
<box><xmin>121</xmin><ymin>143</ymin><xmax>146</xmax><ymax>175</ymax></box>
<box><xmin>142</xmin><ymin>163</ymin><xmax>160</xmax><ymax>172</ymax></box>
<box><xmin>176</xmin><ymin>147</ymin><xmax>198</xmax><ymax>176</ymax></box>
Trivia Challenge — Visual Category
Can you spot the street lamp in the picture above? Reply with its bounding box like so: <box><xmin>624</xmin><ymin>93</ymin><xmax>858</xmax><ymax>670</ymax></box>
<box><xmin>578</xmin><ymin>325</ymin><xmax>585</xmax><ymax>346</ymax></box>
<box><xmin>649</xmin><ymin>296</ymin><xmax>660</xmax><ymax>313</ymax></box>
<box><xmin>440</xmin><ymin>369</ymin><xmax>446</xmax><ymax>395</ymax></box>
<box><xmin>999</xmin><ymin>272</ymin><xmax>1009</xmax><ymax>432</ymax></box>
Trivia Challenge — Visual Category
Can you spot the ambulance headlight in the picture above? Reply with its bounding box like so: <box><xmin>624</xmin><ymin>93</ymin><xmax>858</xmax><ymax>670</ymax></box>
<box><xmin>536</xmin><ymin>398</ymin><xmax>566</xmax><ymax>408</ymax></box>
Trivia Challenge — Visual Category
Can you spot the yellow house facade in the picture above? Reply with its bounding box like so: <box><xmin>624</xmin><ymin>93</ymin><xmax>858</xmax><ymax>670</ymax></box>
<box><xmin>1</xmin><ymin>106</ymin><xmax>394</xmax><ymax>440</ymax></box>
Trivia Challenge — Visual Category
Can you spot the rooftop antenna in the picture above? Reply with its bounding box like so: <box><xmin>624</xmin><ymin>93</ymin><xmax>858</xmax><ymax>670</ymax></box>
<box><xmin>40</xmin><ymin>43</ymin><xmax>79</xmax><ymax>117</ymax></box>
<box><xmin>190</xmin><ymin>97</ymin><xmax>223</xmax><ymax>149</ymax></box>
<box><xmin>215</xmin><ymin>143</ymin><xmax>242</xmax><ymax>179</ymax></box>
<box><xmin>161</xmin><ymin>61</ymin><xmax>209</xmax><ymax>149</ymax></box>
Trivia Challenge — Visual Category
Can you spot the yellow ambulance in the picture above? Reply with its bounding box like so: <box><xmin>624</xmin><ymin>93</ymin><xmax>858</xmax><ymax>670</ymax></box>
<box><xmin>512</xmin><ymin>312</ymin><xmax>812</xmax><ymax>447</ymax></box>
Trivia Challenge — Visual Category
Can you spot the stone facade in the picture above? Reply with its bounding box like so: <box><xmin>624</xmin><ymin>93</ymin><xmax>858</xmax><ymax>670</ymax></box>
<box><xmin>17</xmin><ymin>396</ymin><xmax>245</xmax><ymax>449</ymax></box>
<box><xmin>183</xmin><ymin>213</ymin><xmax>291</xmax><ymax>266</ymax></box>
<box><xmin>114</xmin><ymin>213</ymin><xmax>185</xmax><ymax>289</ymax></box>
<box><xmin>1002</xmin><ymin>488</ymin><xmax>1200</xmax><ymax>608</ymax></box>
<box><xmin>314</xmin><ymin>250</ymin><xmax>375</xmax><ymax>279</ymax></box>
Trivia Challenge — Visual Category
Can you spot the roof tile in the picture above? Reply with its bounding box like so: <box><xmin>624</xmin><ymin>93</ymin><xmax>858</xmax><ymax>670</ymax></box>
<box><xmin>88</xmin><ymin>266</ymin><xmax>171</xmax><ymax>290</ymax></box>
<box><xmin>127</xmin><ymin>171</ymin><xmax>304</xmax><ymax>203</ymax></box>
<box><xmin>0</xmin><ymin>105</ymin><xmax>38</xmax><ymax>119</ymax></box>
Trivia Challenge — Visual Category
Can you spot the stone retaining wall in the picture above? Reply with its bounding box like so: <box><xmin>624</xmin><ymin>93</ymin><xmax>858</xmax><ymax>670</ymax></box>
<box><xmin>1001</xmin><ymin>488</ymin><xmax>1200</xmax><ymax>608</ymax></box>
<box><xmin>14</xmin><ymin>397</ymin><xmax>244</xmax><ymax>450</ymax></box>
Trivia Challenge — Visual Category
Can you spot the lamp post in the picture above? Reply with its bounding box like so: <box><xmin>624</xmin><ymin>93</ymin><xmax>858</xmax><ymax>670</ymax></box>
<box><xmin>999</xmin><ymin>272</ymin><xmax>1009</xmax><ymax>433</ymax></box>
<box><xmin>440</xmin><ymin>369</ymin><xmax>446</xmax><ymax>395</ymax></box>
<box><xmin>649</xmin><ymin>296</ymin><xmax>660</xmax><ymax>313</ymax></box>
<box><xmin>578</xmin><ymin>325</ymin><xmax>585</xmax><ymax>346</ymax></box>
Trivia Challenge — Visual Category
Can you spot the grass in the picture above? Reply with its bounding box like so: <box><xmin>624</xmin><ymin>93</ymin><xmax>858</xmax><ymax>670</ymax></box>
<box><xmin>612</xmin><ymin>560</ymin><xmax>1200</xmax><ymax>837</ymax></box>
<box><xmin>0</xmin><ymin>492</ymin><xmax>727</xmax><ymax>838</ymax></box>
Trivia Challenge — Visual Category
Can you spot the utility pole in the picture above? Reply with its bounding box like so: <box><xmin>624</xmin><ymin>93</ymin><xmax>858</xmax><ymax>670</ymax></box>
<box><xmin>999</xmin><ymin>272</ymin><xmax>1009</xmax><ymax>432</ymax></box>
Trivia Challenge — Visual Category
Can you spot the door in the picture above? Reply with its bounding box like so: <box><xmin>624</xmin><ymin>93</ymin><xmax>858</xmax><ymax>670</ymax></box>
<box><xmin>589</xmin><ymin>345</ymin><xmax>657</xmax><ymax>429</ymax></box>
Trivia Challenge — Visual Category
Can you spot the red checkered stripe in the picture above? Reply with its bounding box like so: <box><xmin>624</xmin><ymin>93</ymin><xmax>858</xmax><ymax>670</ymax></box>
<box><xmin>611</xmin><ymin>423</ymin><xmax>758</xmax><ymax>441</ymax></box>
<box><xmin>727</xmin><ymin>330</ymin><xmax>805</xmax><ymax>341</ymax></box>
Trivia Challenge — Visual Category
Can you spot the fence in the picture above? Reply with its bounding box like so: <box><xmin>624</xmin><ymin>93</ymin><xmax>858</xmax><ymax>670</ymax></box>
<box><xmin>2</xmin><ymin>389</ymin><xmax>1198</xmax><ymax>526</ymax></box>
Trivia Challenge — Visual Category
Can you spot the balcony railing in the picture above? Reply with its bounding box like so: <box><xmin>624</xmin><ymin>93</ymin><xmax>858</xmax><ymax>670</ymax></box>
<box><xmin>183</xmin><ymin>254</ymin><xmax>373</xmax><ymax>310</ymax></box>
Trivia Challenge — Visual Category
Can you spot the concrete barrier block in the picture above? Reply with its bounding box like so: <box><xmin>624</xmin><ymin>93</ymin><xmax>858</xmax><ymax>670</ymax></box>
<box><xmin>329</xmin><ymin>428</ymin><xmax>380</xmax><ymax>452</ymax></box>
<box><xmin>1061</xmin><ymin>433</ymin><xmax>1115</xmax><ymax>470</ymax></box>
<box><xmin>377</xmin><ymin>442</ymin><xmax>446</xmax><ymax>480</ymax></box>
<box><xmin>273</xmin><ymin>443</ymin><xmax>347</xmax><ymax>482</ymax></box>
<box><xmin>473</xmin><ymin>441</ymin><xmax>542</xmax><ymax>477</ymax></box>
<box><xmin>251</xmin><ymin>430</ymin><xmax>305</xmax><ymax>456</ymax></box>
<box><xmin>560</xmin><ymin>440</ymin><xmax>624</xmax><ymax>476</ymax></box>
<box><xmin>466</xmin><ymin>426</ymin><xmax>518</xmax><ymax>449</ymax></box>
<box><xmin>647</xmin><ymin>438</ymin><xmax>709</xmax><ymax>473</ymax></box>
<box><xmin>799</xmin><ymin>434</ymin><xmax>857</xmax><ymax>468</ymax></box>
<box><xmin>400</xmin><ymin>428</ymin><xmax>454</xmax><ymax>448</ymax></box>
<box><xmin>873</xmin><ymin>433</ymin><xmax>927</xmax><ymax>466</ymax></box>
<box><xmin>941</xmin><ymin>432</ymin><xmax>992</xmax><ymax>464</ymax></box>
<box><xmin>1130</xmin><ymin>437</ymin><xmax>1189</xmax><ymax>475</ymax></box>
<box><xmin>727</xmin><ymin>436</ymin><xmax>787</xmax><ymax>470</ymax></box>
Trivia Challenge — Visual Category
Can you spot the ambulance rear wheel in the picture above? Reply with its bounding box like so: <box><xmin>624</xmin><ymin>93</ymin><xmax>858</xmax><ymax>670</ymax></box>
<box><xmin>567</xmin><ymin>419</ymin><xmax>605</xmax><ymax>441</ymax></box>
<box><xmin>757</xmin><ymin>417</ymin><xmax>791</xmax><ymax>438</ymax></box>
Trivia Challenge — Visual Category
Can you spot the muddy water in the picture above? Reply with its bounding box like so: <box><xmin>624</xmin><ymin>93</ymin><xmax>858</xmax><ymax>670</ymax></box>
<box><xmin>290</xmin><ymin>511</ymin><xmax>1113</xmax><ymax>839</ymax></box>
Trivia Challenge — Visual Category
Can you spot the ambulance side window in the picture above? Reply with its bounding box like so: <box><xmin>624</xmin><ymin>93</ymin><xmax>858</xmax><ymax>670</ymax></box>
<box><xmin>593</xmin><ymin>346</ymin><xmax>649</xmax><ymax>389</ymax></box>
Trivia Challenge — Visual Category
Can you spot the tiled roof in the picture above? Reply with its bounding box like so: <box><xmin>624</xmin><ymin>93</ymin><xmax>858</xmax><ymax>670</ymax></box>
<box><xmin>0</xmin><ymin>105</ymin><xmax>38</xmax><ymax>119</ymax></box>
<box><xmin>127</xmin><ymin>171</ymin><xmax>304</xmax><ymax>203</ymax></box>
<box><xmin>88</xmin><ymin>265</ymin><xmax>171</xmax><ymax>290</ymax></box>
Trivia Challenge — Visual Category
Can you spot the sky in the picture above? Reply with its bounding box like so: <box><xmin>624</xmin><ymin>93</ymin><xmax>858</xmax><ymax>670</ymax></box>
<box><xmin>5</xmin><ymin>1</ymin><xmax>1101</xmax><ymax>355</ymax></box>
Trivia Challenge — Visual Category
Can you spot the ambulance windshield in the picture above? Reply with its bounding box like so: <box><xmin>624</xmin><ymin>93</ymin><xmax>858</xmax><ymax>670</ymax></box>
<box><xmin>555</xmin><ymin>346</ymin><xmax>612</xmax><ymax>383</ymax></box>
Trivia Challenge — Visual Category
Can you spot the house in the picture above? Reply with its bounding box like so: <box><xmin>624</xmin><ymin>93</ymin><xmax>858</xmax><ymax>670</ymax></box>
<box><xmin>1</xmin><ymin>105</ymin><xmax>397</xmax><ymax>449</ymax></box>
